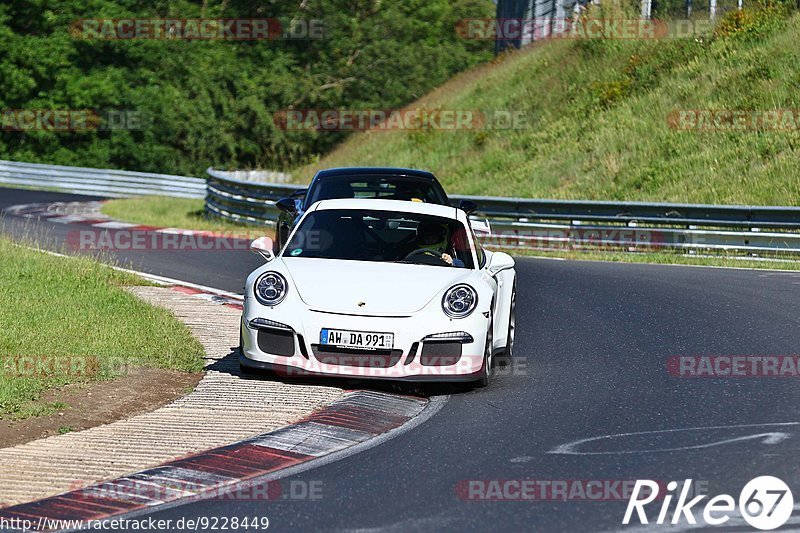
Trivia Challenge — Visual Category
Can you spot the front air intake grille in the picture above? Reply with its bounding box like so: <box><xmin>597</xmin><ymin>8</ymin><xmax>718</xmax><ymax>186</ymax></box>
<box><xmin>404</xmin><ymin>342</ymin><xmax>420</xmax><ymax>365</ymax></box>
<box><xmin>311</xmin><ymin>345</ymin><xmax>402</xmax><ymax>368</ymax></box>
<box><xmin>257</xmin><ymin>329</ymin><xmax>295</xmax><ymax>357</ymax></box>
<box><xmin>420</xmin><ymin>341</ymin><xmax>463</xmax><ymax>366</ymax></box>
<box><xmin>296</xmin><ymin>334</ymin><xmax>310</xmax><ymax>359</ymax></box>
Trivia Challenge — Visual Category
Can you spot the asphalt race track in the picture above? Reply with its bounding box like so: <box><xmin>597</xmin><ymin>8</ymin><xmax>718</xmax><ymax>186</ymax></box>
<box><xmin>3</xmin><ymin>187</ymin><xmax>800</xmax><ymax>532</ymax></box>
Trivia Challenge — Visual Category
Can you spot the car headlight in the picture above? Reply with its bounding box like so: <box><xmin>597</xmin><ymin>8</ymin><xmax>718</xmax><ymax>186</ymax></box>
<box><xmin>254</xmin><ymin>272</ymin><xmax>288</xmax><ymax>306</ymax></box>
<box><xmin>442</xmin><ymin>284</ymin><xmax>478</xmax><ymax>318</ymax></box>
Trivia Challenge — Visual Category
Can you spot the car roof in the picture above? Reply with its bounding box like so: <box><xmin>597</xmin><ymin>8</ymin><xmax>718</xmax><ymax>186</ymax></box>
<box><xmin>312</xmin><ymin>167</ymin><xmax>438</xmax><ymax>181</ymax></box>
<box><xmin>312</xmin><ymin>198</ymin><xmax>462</xmax><ymax>220</ymax></box>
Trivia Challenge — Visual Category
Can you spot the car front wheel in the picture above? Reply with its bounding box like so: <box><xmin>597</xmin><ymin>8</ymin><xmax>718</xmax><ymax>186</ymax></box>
<box><xmin>502</xmin><ymin>279</ymin><xmax>516</xmax><ymax>359</ymax></box>
<box><xmin>475</xmin><ymin>314</ymin><xmax>493</xmax><ymax>388</ymax></box>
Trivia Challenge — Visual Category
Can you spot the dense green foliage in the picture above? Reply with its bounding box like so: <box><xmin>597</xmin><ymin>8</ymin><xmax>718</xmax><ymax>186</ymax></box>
<box><xmin>0</xmin><ymin>0</ymin><xmax>493</xmax><ymax>175</ymax></box>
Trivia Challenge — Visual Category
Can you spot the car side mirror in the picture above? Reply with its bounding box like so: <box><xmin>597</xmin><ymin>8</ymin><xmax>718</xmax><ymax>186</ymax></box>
<box><xmin>488</xmin><ymin>251</ymin><xmax>515</xmax><ymax>276</ymax></box>
<box><xmin>459</xmin><ymin>200</ymin><xmax>478</xmax><ymax>216</ymax></box>
<box><xmin>250</xmin><ymin>237</ymin><xmax>275</xmax><ymax>262</ymax></box>
<box><xmin>276</xmin><ymin>197</ymin><xmax>297</xmax><ymax>214</ymax></box>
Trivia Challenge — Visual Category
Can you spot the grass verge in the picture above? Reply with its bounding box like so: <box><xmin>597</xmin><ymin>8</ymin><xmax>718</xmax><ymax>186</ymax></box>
<box><xmin>101</xmin><ymin>196</ymin><xmax>271</xmax><ymax>238</ymax></box>
<box><xmin>0</xmin><ymin>236</ymin><xmax>205</xmax><ymax>419</ymax></box>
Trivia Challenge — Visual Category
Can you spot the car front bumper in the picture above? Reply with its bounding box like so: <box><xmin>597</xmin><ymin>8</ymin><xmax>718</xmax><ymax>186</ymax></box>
<box><xmin>240</xmin><ymin>302</ymin><xmax>488</xmax><ymax>382</ymax></box>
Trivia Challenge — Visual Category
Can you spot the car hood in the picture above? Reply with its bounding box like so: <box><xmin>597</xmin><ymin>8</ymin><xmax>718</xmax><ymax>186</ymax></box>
<box><xmin>282</xmin><ymin>258</ymin><xmax>472</xmax><ymax>315</ymax></box>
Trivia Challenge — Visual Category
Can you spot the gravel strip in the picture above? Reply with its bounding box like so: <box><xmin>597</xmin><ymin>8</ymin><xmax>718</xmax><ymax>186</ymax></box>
<box><xmin>0</xmin><ymin>286</ymin><xmax>344</xmax><ymax>506</ymax></box>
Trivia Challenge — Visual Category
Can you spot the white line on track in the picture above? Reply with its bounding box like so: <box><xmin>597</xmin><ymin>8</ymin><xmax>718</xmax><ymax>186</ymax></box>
<box><xmin>518</xmin><ymin>253</ymin><xmax>800</xmax><ymax>273</ymax></box>
<box><xmin>11</xmin><ymin>243</ymin><xmax>244</xmax><ymax>300</ymax></box>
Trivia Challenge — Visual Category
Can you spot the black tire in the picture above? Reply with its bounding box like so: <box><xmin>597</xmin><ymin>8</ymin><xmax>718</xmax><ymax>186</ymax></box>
<box><xmin>475</xmin><ymin>314</ymin><xmax>493</xmax><ymax>388</ymax></box>
<box><xmin>501</xmin><ymin>279</ymin><xmax>516</xmax><ymax>360</ymax></box>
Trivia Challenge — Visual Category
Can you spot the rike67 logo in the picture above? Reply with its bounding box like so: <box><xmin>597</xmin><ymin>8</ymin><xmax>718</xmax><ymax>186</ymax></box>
<box><xmin>623</xmin><ymin>477</ymin><xmax>793</xmax><ymax>530</ymax></box>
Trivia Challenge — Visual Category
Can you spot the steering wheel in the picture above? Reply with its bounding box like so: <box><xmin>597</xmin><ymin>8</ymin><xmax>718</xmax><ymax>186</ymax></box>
<box><xmin>403</xmin><ymin>248</ymin><xmax>450</xmax><ymax>266</ymax></box>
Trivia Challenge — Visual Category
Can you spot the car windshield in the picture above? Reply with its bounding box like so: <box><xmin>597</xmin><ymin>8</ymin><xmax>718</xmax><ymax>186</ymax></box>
<box><xmin>283</xmin><ymin>209</ymin><xmax>475</xmax><ymax>269</ymax></box>
<box><xmin>305</xmin><ymin>175</ymin><xmax>447</xmax><ymax>207</ymax></box>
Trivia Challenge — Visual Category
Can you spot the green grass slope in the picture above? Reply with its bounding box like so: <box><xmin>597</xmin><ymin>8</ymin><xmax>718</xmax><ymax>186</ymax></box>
<box><xmin>300</xmin><ymin>5</ymin><xmax>800</xmax><ymax>206</ymax></box>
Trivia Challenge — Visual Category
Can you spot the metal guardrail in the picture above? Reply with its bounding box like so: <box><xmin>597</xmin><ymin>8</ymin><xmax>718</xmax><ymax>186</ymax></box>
<box><xmin>205</xmin><ymin>169</ymin><xmax>800</xmax><ymax>257</ymax></box>
<box><xmin>0</xmin><ymin>160</ymin><xmax>206</xmax><ymax>199</ymax></box>
<box><xmin>205</xmin><ymin>168</ymin><xmax>299</xmax><ymax>225</ymax></box>
<box><xmin>5</xmin><ymin>159</ymin><xmax>796</xmax><ymax>257</ymax></box>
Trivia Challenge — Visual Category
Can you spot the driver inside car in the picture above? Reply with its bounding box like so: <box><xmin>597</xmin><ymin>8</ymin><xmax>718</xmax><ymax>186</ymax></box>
<box><xmin>414</xmin><ymin>221</ymin><xmax>465</xmax><ymax>267</ymax></box>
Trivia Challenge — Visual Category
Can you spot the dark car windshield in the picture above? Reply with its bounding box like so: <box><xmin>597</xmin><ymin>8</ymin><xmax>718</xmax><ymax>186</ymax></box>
<box><xmin>304</xmin><ymin>175</ymin><xmax>447</xmax><ymax>208</ymax></box>
<box><xmin>283</xmin><ymin>209</ymin><xmax>474</xmax><ymax>269</ymax></box>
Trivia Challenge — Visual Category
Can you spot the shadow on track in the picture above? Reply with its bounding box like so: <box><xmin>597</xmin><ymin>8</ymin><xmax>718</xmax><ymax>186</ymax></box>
<box><xmin>208</xmin><ymin>347</ymin><xmax>472</xmax><ymax>398</ymax></box>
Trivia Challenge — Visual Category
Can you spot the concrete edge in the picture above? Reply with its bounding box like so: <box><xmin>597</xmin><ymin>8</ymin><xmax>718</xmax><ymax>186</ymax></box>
<box><xmin>0</xmin><ymin>391</ymin><xmax>431</xmax><ymax>531</ymax></box>
<box><xmin>2</xmin><ymin>200</ymin><xmax>259</xmax><ymax>241</ymax></box>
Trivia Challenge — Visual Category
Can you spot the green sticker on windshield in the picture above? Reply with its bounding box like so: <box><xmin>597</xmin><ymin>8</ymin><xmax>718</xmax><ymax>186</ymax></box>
<box><xmin>290</xmin><ymin>248</ymin><xmax>303</xmax><ymax>256</ymax></box>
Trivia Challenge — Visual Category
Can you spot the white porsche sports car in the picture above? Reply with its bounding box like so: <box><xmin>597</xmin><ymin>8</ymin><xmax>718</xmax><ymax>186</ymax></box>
<box><xmin>240</xmin><ymin>198</ymin><xmax>516</xmax><ymax>388</ymax></box>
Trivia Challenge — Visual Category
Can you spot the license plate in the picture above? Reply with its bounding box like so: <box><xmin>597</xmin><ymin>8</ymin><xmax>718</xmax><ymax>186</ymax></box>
<box><xmin>320</xmin><ymin>328</ymin><xmax>394</xmax><ymax>350</ymax></box>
